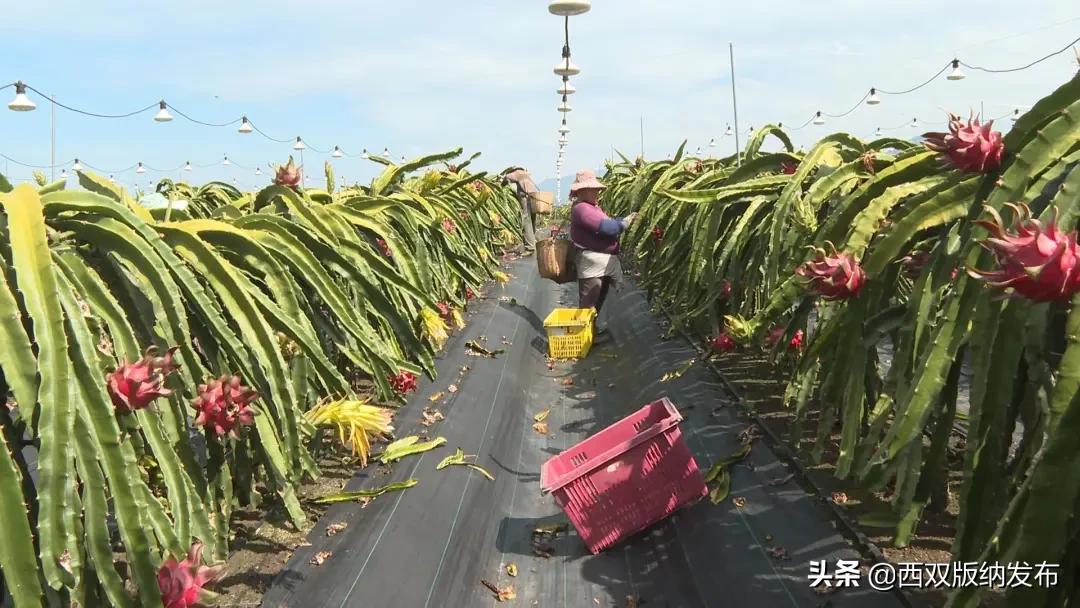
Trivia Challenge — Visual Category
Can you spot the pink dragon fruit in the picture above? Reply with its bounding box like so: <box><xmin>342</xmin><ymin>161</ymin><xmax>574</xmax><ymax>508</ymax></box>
<box><xmin>465</xmin><ymin>287</ymin><xmax>476</xmax><ymax>301</ymax></box>
<box><xmin>711</xmin><ymin>333</ymin><xmax>737</xmax><ymax>353</ymax></box>
<box><xmin>376</xmin><ymin>238</ymin><xmax>392</xmax><ymax>257</ymax></box>
<box><xmin>107</xmin><ymin>346</ymin><xmax>180</xmax><ymax>413</ymax></box>
<box><xmin>651</xmin><ymin>226</ymin><xmax>665</xmax><ymax>245</ymax></box>
<box><xmin>273</xmin><ymin>158</ymin><xmax>302</xmax><ymax>189</ymax></box>
<box><xmin>968</xmin><ymin>203</ymin><xmax>1080</xmax><ymax>302</ymax></box>
<box><xmin>157</xmin><ymin>541</ymin><xmax>223</xmax><ymax>608</ymax></box>
<box><xmin>789</xmin><ymin>329</ymin><xmax>805</xmax><ymax>350</ymax></box>
<box><xmin>191</xmin><ymin>375</ymin><xmax>258</xmax><ymax>438</ymax></box>
<box><xmin>719</xmin><ymin>280</ymin><xmax>733</xmax><ymax>300</ymax></box>
<box><xmin>780</xmin><ymin>162</ymin><xmax>798</xmax><ymax>175</ymax></box>
<box><xmin>388</xmin><ymin>370</ymin><xmax>418</xmax><ymax>395</ymax></box>
<box><xmin>442</xmin><ymin>218</ymin><xmax>457</xmax><ymax>233</ymax></box>
<box><xmin>923</xmin><ymin>113</ymin><xmax>1004</xmax><ymax>174</ymax></box>
<box><xmin>900</xmin><ymin>250</ymin><xmax>931</xmax><ymax>279</ymax></box>
<box><xmin>795</xmin><ymin>243</ymin><xmax>866</xmax><ymax>300</ymax></box>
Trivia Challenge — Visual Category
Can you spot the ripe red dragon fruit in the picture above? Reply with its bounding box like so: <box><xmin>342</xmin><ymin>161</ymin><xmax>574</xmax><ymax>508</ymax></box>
<box><xmin>273</xmin><ymin>158</ymin><xmax>302</xmax><ymax>189</ymax></box>
<box><xmin>795</xmin><ymin>243</ymin><xmax>866</xmax><ymax>300</ymax></box>
<box><xmin>789</xmin><ymin>329</ymin><xmax>805</xmax><ymax>350</ymax></box>
<box><xmin>720</xmin><ymin>280</ymin><xmax>733</xmax><ymax>300</ymax></box>
<box><xmin>388</xmin><ymin>370</ymin><xmax>418</xmax><ymax>395</ymax></box>
<box><xmin>651</xmin><ymin>226</ymin><xmax>665</xmax><ymax>245</ymax></box>
<box><xmin>157</xmin><ymin>541</ymin><xmax>223</xmax><ymax>608</ymax></box>
<box><xmin>900</xmin><ymin>250</ymin><xmax>931</xmax><ymax>279</ymax></box>
<box><xmin>465</xmin><ymin>287</ymin><xmax>476</xmax><ymax>301</ymax></box>
<box><xmin>436</xmin><ymin>301</ymin><xmax>452</xmax><ymax>322</ymax></box>
<box><xmin>780</xmin><ymin>162</ymin><xmax>798</xmax><ymax>175</ymax></box>
<box><xmin>968</xmin><ymin>203</ymin><xmax>1080</xmax><ymax>302</ymax></box>
<box><xmin>442</xmin><ymin>218</ymin><xmax>457</xmax><ymax>233</ymax></box>
<box><xmin>710</xmin><ymin>333</ymin><xmax>737</xmax><ymax>353</ymax></box>
<box><xmin>191</xmin><ymin>375</ymin><xmax>258</xmax><ymax>438</ymax></box>
<box><xmin>923</xmin><ymin>113</ymin><xmax>1004</xmax><ymax>174</ymax></box>
<box><xmin>469</xmin><ymin>180</ymin><xmax>484</xmax><ymax>192</ymax></box>
<box><xmin>107</xmin><ymin>346</ymin><xmax>180</xmax><ymax>413</ymax></box>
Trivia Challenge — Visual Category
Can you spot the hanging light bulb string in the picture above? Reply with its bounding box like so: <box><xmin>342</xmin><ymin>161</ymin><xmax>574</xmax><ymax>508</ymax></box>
<box><xmin>143</xmin><ymin>162</ymin><xmax>190</xmax><ymax>172</ymax></box>
<box><xmin>959</xmin><ymin>34</ymin><xmax>1080</xmax><ymax>73</ymax></box>
<box><xmin>20</xmin><ymin>83</ymin><xmax>158</xmax><ymax>118</ymax></box>
<box><xmin>778</xmin><ymin>34</ymin><xmax>1078</xmax><ymax>131</ymax></box>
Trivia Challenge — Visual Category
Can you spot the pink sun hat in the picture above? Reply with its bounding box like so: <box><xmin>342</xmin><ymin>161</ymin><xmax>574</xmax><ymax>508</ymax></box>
<box><xmin>569</xmin><ymin>169</ymin><xmax>605</xmax><ymax>192</ymax></box>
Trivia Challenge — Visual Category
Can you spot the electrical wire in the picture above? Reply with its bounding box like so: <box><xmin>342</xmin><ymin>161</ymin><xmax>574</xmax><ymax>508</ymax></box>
<box><xmin>82</xmin><ymin>161</ymin><xmax>138</xmax><ymax>174</ymax></box>
<box><xmin>166</xmin><ymin>104</ymin><xmax>242</xmax><ymax>128</ymax></box>
<box><xmin>23</xmin><ymin>84</ymin><xmax>158</xmax><ymax>118</ymax></box>
<box><xmin>824</xmin><ymin>89</ymin><xmax>872</xmax><ymax>118</ymax></box>
<box><xmin>960</xmin><ymin>34</ymin><xmax>1080</xmax><ymax>73</ymax></box>
<box><xmin>876</xmin><ymin>62</ymin><xmax>953</xmax><ymax>95</ymax></box>
<box><xmin>0</xmin><ymin>153</ymin><xmax>75</xmax><ymax>169</ymax></box>
<box><xmin>249</xmin><ymin>121</ymin><xmax>293</xmax><ymax>144</ymax></box>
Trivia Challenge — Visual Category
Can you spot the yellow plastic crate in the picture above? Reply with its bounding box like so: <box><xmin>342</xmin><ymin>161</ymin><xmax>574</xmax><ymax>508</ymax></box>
<box><xmin>543</xmin><ymin>308</ymin><xmax>597</xmax><ymax>359</ymax></box>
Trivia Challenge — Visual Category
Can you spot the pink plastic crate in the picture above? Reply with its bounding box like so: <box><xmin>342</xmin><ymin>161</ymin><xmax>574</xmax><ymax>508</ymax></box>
<box><xmin>540</xmin><ymin>397</ymin><xmax>707</xmax><ymax>554</ymax></box>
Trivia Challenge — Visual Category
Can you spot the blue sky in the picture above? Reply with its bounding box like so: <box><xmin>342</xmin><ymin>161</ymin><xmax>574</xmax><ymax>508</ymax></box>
<box><xmin>1</xmin><ymin>1</ymin><xmax>1077</xmax><ymax>192</ymax></box>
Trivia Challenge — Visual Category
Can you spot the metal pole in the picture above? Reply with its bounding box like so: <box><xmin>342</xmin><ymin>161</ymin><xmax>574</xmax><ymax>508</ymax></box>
<box><xmin>50</xmin><ymin>94</ymin><xmax>56</xmax><ymax>181</ymax></box>
<box><xmin>729</xmin><ymin>42</ymin><xmax>742</xmax><ymax>166</ymax></box>
<box><xmin>639</xmin><ymin>116</ymin><xmax>644</xmax><ymax>158</ymax></box>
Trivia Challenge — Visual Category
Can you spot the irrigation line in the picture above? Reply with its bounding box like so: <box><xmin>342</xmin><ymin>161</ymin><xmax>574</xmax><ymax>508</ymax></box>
<box><xmin>650</xmin><ymin>298</ymin><xmax>916</xmax><ymax>608</ymax></box>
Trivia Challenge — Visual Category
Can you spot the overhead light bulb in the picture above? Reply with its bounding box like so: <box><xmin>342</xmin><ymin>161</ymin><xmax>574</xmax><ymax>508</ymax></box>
<box><xmin>548</xmin><ymin>0</ymin><xmax>590</xmax><ymax>16</ymax></box>
<box><xmin>867</xmin><ymin>88</ymin><xmax>881</xmax><ymax>105</ymax></box>
<box><xmin>361</xmin><ymin>148</ymin><xmax>370</xmax><ymax>159</ymax></box>
<box><xmin>293</xmin><ymin>137</ymin><xmax>306</xmax><ymax>150</ymax></box>
<box><xmin>874</xmin><ymin>127</ymin><xmax>883</xmax><ymax>137</ymax></box>
<box><xmin>255</xmin><ymin>167</ymin><xmax>262</xmax><ymax>176</ymax></box>
<box><xmin>695</xmin><ymin>147</ymin><xmax>702</xmax><ymax>155</ymax></box>
<box><xmin>558</xmin><ymin>135</ymin><xmax>568</xmax><ymax>144</ymax></box>
<box><xmin>184</xmin><ymin>161</ymin><xmax>192</xmax><ymax>171</ymax></box>
<box><xmin>724</xmin><ymin>124</ymin><xmax>733</xmax><ymax>136</ymax></box>
<box><xmin>332</xmin><ymin>146</ymin><xmax>344</xmax><ymax>158</ymax></box>
<box><xmin>136</xmin><ymin>162</ymin><xmax>145</xmax><ymax>174</ymax></box>
<box><xmin>559</xmin><ymin>121</ymin><xmax>570</xmax><ymax>134</ymax></box>
<box><xmin>1011</xmin><ymin>108</ymin><xmax>1021</xmax><ymax>122</ymax></box>
<box><xmin>60</xmin><ymin>169</ymin><xmax>67</xmax><ymax>179</ymax></box>
<box><xmin>812</xmin><ymin>111</ymin><xmax>825</xmax><ymax>126</ymax></box>
<box><xmin>382</xmin><ymin>148</ymin><xmax>390</xmax><ymax>157</ymax></box>
<box><xmin>7</xmin><ymin>81</ymin><xmax>36</xmax><ymax>111</ymax></box>
<box><xmin>748</xmin><ymin>126</ymin><xmax>755</xmax><ymax>134</ymax></box>
<box><xmin>554</xmin><ymin>57</ymin><xmax>581</xmax><ymax>77</ymax></box>
<box><xmin>709</xmin><ymin>138</ymin><xmax>717</xmax><ymax>147</ymax></box>
<box><xmin>558</xmin><ymin>97</ymin><xmax>572</xmax><ymax>112</ymax></box>
<box><xmin>910</xmin><ymin>118</ymin><xmax>920</xmax><ymax>128</ymax></box>
<box><xmin>238</xmin><ymin>116</ymin><xmax>253</xmax><ymax>133</ymax></box>
<box><xmin>947</xmin><ymin>59</ymin><xmax>966</xmax><ymax>81</ymax></box>
<box><xmin>109</xmin><ymin>174</ymin><xmax>115</xmax><ymax>183</ymax></box>
<box><xmin>73</xmin><ymin>159</ymin><xmax>82</xmax><ymax>171</ymax></box>
<box><xmin>557</xmin><ymin>79</ymin><xmax>576</xmax><ymax>95</ymax></box>
<box><xmin>154</xmin><ymin>100</ymin><xmax>173</xmax><ymax>122</ymax></box>
<box><xmin>222</xmin><ymin>156</ymin><xmax>231</xmax><ymax>166</ymax></box>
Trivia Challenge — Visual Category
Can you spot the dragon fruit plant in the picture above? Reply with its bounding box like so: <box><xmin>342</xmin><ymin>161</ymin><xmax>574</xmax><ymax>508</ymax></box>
<box><xmin>923</xmin><ymin>113</ymin><xmax>1004</xmax><ymax>174</ymax></box>
<box><xmin>968</xmin><ymin>203</ymin><xmax>1080</xmax><ymax>302</ymax></box>
<box><xmin>106</xmin><ymin>346</ymin><xmax>180</xmax><ymax>413</ymax></box>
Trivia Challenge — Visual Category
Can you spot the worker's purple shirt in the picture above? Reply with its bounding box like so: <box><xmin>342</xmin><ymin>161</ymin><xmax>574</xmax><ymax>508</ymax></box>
<box><xmin>570</xmin><ymin>201</ymin><xmax>624</xmax><ymax>255</ymax></box>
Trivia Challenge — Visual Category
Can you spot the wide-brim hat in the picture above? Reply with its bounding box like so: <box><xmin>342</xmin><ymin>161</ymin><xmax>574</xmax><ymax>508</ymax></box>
<box><xmin>570</xmin><ymin>169</ymin><xmax>605</xmax><ymax>192</ymax></box>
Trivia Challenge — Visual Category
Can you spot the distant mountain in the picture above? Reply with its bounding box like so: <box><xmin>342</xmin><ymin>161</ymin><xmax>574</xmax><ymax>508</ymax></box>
<box><xmin>536</xmin><ymin>167</ymin><xmax>607</xmax><ymax>205</ymax></box>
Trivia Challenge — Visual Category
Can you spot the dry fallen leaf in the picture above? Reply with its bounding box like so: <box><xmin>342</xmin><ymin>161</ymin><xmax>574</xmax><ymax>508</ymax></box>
<box><xmin>533</xmin><ymin>421</ymin><xmax>549</xmax><ymax>435</ymax></box>
<box><xmin>325</xmin><ymin>522</ymin><xmax>348</xmax><ymax>536</ymax></box>
<box><xmin>560</xmin><ymin>378</ymin><xmax>574</xmax><ymax>386</ymax></box>
<box><xmin>358</xmin><ymin>496</ymin><xmax>373</xmax><ymax>508</ymax></box>
<box><xmin>481</xmin><ymin>580</ymin><xmax>517</xmax><ymax>602</ymax></box>
<box><xmin>296</xmin><ymin>541</ymin><xmax>313</xmax><ymax>548</ymax></box>
<box><xmin>506</xmin><ymin>563</ymin><xmax>518</xmax><ymax>577</ymax></box>
<box><xmin>626</xmin><ymin>595</ymin><xmax>639</xmax><ymax>608</ymax></box>
<box><xmin>310</xmin><ymin>551</ymin><xmax>332</xmax><ymax>566</ymax></box>
<box><xmin>768</xmin><ymin>473</ymin><xmax>796</xmax><ymax>487</ymax></box>
<box><xmin>447</xmin><ymin>384</ymin><xmax>459</xmax><ymax>393</ymax></box>
<box><xmin>607</xmin><ymin>383</ymin><xmax>616</xmax><ymax>388</ymax></box>
<box><xmin>732</xmin><ymin>496</ymin><xmax>747</xmax><ymax>509</ymax></box>
<box><xmin>766</xmin><ymin>546</ymin><xmax>790</xmax><ymax>560</ymax></box>
<box><xmin>832</xmin><ymin>491</ymin><xmax>849</xmax><ymax>505</ymax></box>
<box><xmin>428</xmin><ymin>391</ymin><xmax>445</xmax><ymax>402</ymax></box>
<box><xmin>534</xmin><ymin>409</ymin><xmax>551</xmax><ymax>423</ymax></box>
<box><xmin>421</xmin><ymin>407</ymin><xmax>444</xmax><ymax>427</ymax></box>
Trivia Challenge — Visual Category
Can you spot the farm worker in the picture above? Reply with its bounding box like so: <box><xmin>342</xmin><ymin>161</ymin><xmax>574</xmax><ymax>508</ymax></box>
<box><xmin>501</xmin><ymin>167</ymin><xmax>539</xmax><ymax>254</ymax></box>
<box><xmin>569</xmin><ymin>169</ymin><xmax>637</xmax><ymax>337</ymax></box>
